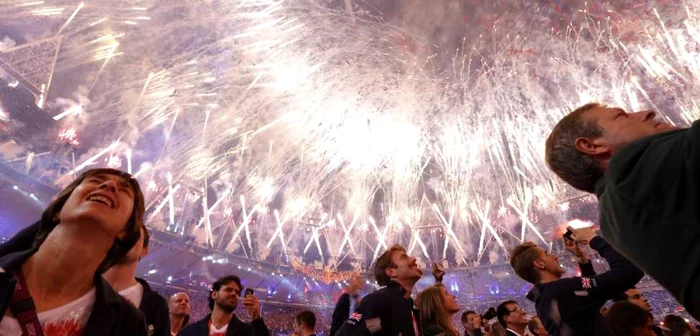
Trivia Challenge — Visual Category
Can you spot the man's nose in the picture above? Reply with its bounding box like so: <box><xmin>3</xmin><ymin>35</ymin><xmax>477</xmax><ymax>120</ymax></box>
<box><xmin>631</xmin><ymin>110</ymin><xmax>656</xmax><ymax>121</ymax></box>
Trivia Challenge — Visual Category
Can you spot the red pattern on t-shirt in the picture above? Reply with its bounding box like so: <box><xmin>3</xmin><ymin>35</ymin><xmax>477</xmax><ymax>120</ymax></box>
<box><xmin>42</xmin><ymin>319</ymin><xmax>85</xmax><ymax>336</ymax></box>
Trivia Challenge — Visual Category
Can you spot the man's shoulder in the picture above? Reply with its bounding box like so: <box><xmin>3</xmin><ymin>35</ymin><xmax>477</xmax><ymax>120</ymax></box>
<box><xmin>607</xmin><ymin>128</ymin><xmax>688</xmax><ymax>183</ymax></box>
<box><xmin>179</xmin><ymin>317</ymin><xmax>208</xmax><ymax>335</ymax></box>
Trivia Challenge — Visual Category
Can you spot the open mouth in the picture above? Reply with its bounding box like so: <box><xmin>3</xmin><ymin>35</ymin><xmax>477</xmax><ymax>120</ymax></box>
<box><xmin>86</xmin><ymin>194</ymin><xmax>114</xmax><ymax>208</ymax></box>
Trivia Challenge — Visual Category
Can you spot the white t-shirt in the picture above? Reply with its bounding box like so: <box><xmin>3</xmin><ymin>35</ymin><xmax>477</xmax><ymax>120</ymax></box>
<box><xmin>119</xmin><ymin>282</ymin><xmax>144</xmax><ymax>308</ymax></box>
<box><xmin>0</xmin><ymin>287</ymin><xmax>96</xmax><ymax>336</ymax></box>
<box><xmin>210</xmin><ymin>323</ymin><xmax>228</xmax><ymax>336</ymax></box>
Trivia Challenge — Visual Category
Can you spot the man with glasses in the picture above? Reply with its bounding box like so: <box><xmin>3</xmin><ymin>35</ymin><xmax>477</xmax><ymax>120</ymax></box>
<box><xmin>496</xmin><ymin>301</ymin><xmax>529</xmax><ymax>336</ymax></box>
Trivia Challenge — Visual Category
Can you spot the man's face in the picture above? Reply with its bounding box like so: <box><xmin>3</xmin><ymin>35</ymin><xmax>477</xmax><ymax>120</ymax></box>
<box><xmin>169</xmin><ymin>293</ymin><xmax>191</xmax><ymax>316</ymax></box>
<box><xmin>293</xmin><ymin>320</ymin><xmax>304</xmax><ymax>334</ymax></box>
<box><xmin>578</xmin><ymin>106</ymin><xmax>677</xmax><ymax>157</ymax></box>
<box><xmin>504</xmin><ymin>303</ymin><xmax>529</xmax><ymax>327</ymax></box>
<box><xmin>59</xmin><ymin>173</ymin><xmax>135</xmax><ymax>238</ymax></box>
<box><xmin>463</xmin><ymin>313</ymin><xmax>479</xmax><ymax>331</ymax></box>
<box><xmin>626</xmin><ymin>289</ymin><xmax>652</xmax><ymax>312</ymax></box>
<box><xmin>213</xmin><ymin>281</ymin><xmax>240</xmax><ymax>312</ymax></box>
<box><xmin>386</xmin><ymin>250</ymin><xmax>422</xmax><ymax>283</ymax></box>
<box><xmin>535</xmin><ymin>248</ymin><xmax>565</xmax><ymax>278</ymax></box>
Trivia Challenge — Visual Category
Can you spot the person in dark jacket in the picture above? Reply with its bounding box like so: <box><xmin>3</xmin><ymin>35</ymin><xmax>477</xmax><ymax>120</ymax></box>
<box><xmin>510</xmin><ymin>226</ymin><xmax>644</xmax><ymax>336</ymax></box>
<box><xmin>179</xmin><ymin>275</ymin><xmax>270</xmax><ymax>336</ymax></box>
<box><xmin>330</xmin><ymin>277</ymin><xmax>362</xmax><ymax>336</ymax></box>
<box><xmin>104</xmin><ymin>225</ymin><xmax>170</xmax><ymax>336</ymax></box>
<box><xmin>335</xmin><ymin>244</ymin><xmax>423</xmax><ymax>336</ymax></box>
<box><xmin>496</xmin><ymin>301</ymin><xmax>529</xmax><ymax>336</ymax></box>
<box><xmin>0</xmin><ymin>168</ymin><xmax>148</xmax><ymax>335</ymax></box>
<box><xmin>544</xmin><ymin>102</ymin><xmax>700</xmax><ymax>318</ymax></box>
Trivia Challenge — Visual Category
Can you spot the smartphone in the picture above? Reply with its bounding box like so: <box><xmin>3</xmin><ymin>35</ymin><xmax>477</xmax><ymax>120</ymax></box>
<box><xmin>563</xmin><ymin>229</ymin><xmax>576</xmax><ymax>241</ymax></box>
<box><xmin>244</xmin><ymin>288</ymin><xmax>255</xmax><ymax>297</ymax></box>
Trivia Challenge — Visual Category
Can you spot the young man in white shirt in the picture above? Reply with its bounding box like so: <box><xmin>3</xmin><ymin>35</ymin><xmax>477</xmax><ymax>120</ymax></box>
<box><xmin>104</xmin><ymin>225</ymin><xmax>170</xmax><ymax>336</ymax></box>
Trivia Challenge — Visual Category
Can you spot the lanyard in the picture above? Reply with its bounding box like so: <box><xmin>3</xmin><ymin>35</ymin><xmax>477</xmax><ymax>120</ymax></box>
<box><xmin>9</xmin><ymin>271</ymin><xmax>45</xmax><ymax>336</ymax></box>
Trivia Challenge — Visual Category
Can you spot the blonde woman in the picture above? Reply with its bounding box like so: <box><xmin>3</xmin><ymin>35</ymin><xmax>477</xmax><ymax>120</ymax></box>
<box><xmin>418</xmin><ymin>284</ymin><xmax>461</xmax><ymax>336</ymax></box>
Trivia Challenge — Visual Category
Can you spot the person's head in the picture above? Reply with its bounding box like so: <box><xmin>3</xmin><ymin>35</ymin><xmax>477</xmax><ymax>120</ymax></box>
<box><xmin>373</xmin><ymin>244</ymin><xmax>422</xmax><ymax>287</ymax></box>
<box><xmin>208</xmin><ymin>275</ymin><xmax>242</xmax><ymax>313</ymax></box>
<box><xmin>510</xmin><ymin>242</ymin><xmax>564</xmax><ymax>284</ymax></box>
<box><xmin>294</xmin><ymin>310</ymin><xmax>316</xmax><ymax>335</ymax></box>
<box><xmin>527</xmin><ymin>316</ymin><xmax>549</xmax><ymax>336</ymax></box>
<box><xmin>605</xmin><ymin>302</ymin><xmax>655</xmax><ymax>336</ymax></box>
<box><xmin>664</xmin><ymin>315</ymin><xmax>693</xmax><ymax>336</ymax></box>
<box><xmin>169</xmin><ymin>292</ymin><xmax>191</xmax><ymax>317</ymax></box>
<box><xmin>497</xmin><ymin>300</ymin><xmax>528</xmax><ymax>329</ymax></box>
<box><xmin>37</xmin><ymin>168</ymin><xmax>145</xmax><ymax>273</ymax></box>
<box><xmin>418</xmin><ymin>284</ymin><xmax>459</xmax><ymax>336</ymax></box>
<box><xmin>461</xmin><ymin>310</ymin><xmax>480</xmax><ymax>331</ymax></box>
<box><xmin>114</xmin><ymin>224</ymin><xmax>150</xmax><ymax>265</ymax></box>
<box><xmin>613</xmin><ymin>288</ymin><xmax>652</xmax><ymax>312</ymax></box>
<box><xmin>545</xmin><ymin>103</ymin><xmax>676</xmax><ymax>192</ymax></box>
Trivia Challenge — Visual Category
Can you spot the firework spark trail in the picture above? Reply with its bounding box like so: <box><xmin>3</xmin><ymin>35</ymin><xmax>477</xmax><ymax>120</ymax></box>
<box><xmin>6</xmin><ymin>0</ymin><xmax>700</xmax><ymax>267</ymax></box>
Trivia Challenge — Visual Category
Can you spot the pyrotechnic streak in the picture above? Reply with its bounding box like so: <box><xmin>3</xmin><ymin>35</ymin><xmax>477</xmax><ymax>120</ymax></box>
<box><xmin>267</xmin><ymin>210</ymin><xmax>288</xmax><ymax>249</ymax></box>
<box><xmin>227</xmin><ymin>196</ymin><xmax>258</xmax><ymax>252</ymax></box>
<box><xmin>55</xmin><ymin>2</ymin><xmax>84</xmax><ymax>36</ymax></box>
<box><xmin>471</xmin><ymin>200</ymin><xmax>508</xmax><ymax>259</ymax></box>
<box><xmin>133</xmin><ymin>164</ymin><xmax>150</xmax><ymax>178</ymax></box>
<box><xmin>125</xmin><ymin>149</ymin><xmax>132</xmax><ymax>174</ymax></box>
<box><xmin>507</xmin><ymin>190</ymin><xmax>548</xmax><ymax>245</ymax></box>
<box><xmin>408</xmin><ymin>229</ymin><xmax>430</xmax><ymax>261</ymax></box>
<box><xmin>147</xmin><ymin>184</ymin><xmax>182</xmax><ymax>223</ymax></box>
<box><xmin>166</xmin><ymin>173</ymin><xmax>175</xmax><ymax>229</ymax></box>
<box><xmin>431</xmin><ymin>204</ymin><xmax>466</xmax><ymax>259</ymax></box>
<box><xmin>53</xmin><ymin>105</ymin><xmax>82</xmax><ymax>120</ymax></box>
<box><xmin>336</xmin><ymin>214</ymin><xmax>357</xmax><ymax>256</ymax></box>
<box><xmin>370</xmin><ymin>217</ymin><xmax>390</xmax><ymax>262</ymax></box>
<box><xmin>88</xmin><ymin>43</ymin><xmax>119</xmax><ymax>93</ymax></box>
<box><xmin>61</xmin><ymin>141</ymin><xmax>119</xmax><ymax>179</ymax></box>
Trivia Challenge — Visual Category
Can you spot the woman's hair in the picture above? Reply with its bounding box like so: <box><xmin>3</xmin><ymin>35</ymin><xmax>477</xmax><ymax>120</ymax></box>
<box><xmin>664</xmin><ymin>315</ymin><xmax>692</xmax><ymax>336</ymax></box>
<box><xmin>418</xmin><ymin>284</ymin><xmax>458</xmax><ymax>336</ymax></box>
<box><xmin>605</xmin><ymin>302</ymin><xmax>652</xmax><ymax>336</ymax></box>
<box><xmin>35</xmin><ymin>168</ymin><xmax>145</xmax><ymax>273</ymax></box>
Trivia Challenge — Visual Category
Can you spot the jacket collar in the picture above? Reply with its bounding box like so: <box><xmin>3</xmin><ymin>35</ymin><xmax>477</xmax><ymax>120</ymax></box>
<box><xmin>526</xmin><ymin>285</ymin><xmax>540</xmax><ymax>302</ymax></box>
<box><xmin>136</xmin><ymin>277</ymin><xmax>154</xmax><ymax>293</ymax></box>
<box><xmin>196</xmin><ymin>312</ymin><xmax>244</xmax><ymax>336</ymax></box>
<box><xmin>384</xmin><ymin>280</ymin><xmax>410</xmax><ymax>298</ymax></box>
<box><xmin>594</xmin><ymin>178</ymin><xmax>606</xmax><ymax>198</ymax></box>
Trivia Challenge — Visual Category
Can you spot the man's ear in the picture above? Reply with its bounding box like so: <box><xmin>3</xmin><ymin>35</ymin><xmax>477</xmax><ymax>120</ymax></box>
<box><xmin>211</xmin><ymin>290</ymin><xmax>217</xmax><ymax>301</ymax></box>
<box><xmin>385</xmin><ymin>267</ymin><xmax>397</xmax><ymax>278</ymax></box>
<box><xmin>533</xmin><ymin>259</ymin><xmax>545</xmax><ymax>270</ymax></box>
<box><xmin>574</xmin><ymin>136</ymin><xmax>610</xmax><ymax>156</ymax></box>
